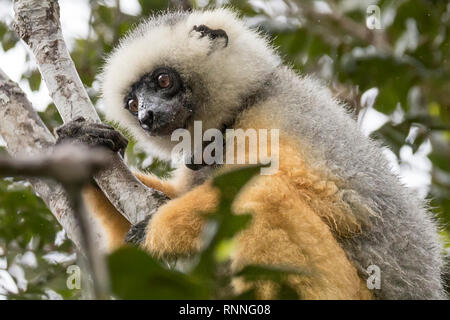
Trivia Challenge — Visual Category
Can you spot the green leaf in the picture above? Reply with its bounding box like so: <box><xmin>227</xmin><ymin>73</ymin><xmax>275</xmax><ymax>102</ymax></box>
<box><xmin>38</xmin><ymin>103</ymin><xmax>63</xmax><ymax>133</ymax></box>
<box><xmin>213</xmin><ymin>165</ymin><xmax>261</xmax><ymax>203</ymax></box>
<box><xmin>192</xmin><ymin>167</ymin><xmax>260</xmax><ymax>280</ymax></box>
<box><xmin>28</xmin><ymin>70</ymin><xmax>42</xmax><ymax>91</ymax></box>
<box><xmin>98</xmin><ymin>5</ymin><xmax>113</xmax><ymax>24</ymax></box>
<box><xmin>138</xmin><ymin>0</ymin><xmax>167</xmax><ymax>15</ymax></box>
<box><xmin>236</xmin><ymin>264</ymin><xmax>307</xmax><ymax>282</ymax></box>
<box><xmin>108</xmin><ymin>247</ymin><xmax>208</xmax><ymax>299</ymax></box>
<box><xmin>0</xmin><ymin>22</ymin><xmax>19</xmax><ymax>52</ymax></box>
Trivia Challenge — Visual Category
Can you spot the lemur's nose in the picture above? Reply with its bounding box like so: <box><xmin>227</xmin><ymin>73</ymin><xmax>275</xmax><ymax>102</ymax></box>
<box><xmin>139</xmin><ymin>110</ymin><xmax>154</xmax><ymax>131</ymax></box>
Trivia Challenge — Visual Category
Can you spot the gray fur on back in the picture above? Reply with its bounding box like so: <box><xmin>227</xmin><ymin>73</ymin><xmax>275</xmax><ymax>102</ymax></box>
<box><xmin>266</xmin><ymin>66</ymin><xmax>446</xmax><ymax>299</ymax></box>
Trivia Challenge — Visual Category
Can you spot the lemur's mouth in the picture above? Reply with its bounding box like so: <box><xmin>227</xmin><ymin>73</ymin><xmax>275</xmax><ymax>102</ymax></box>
<box><xmin>139</xmin><ymin>102</ymin><xmax>193</xmax><ymax>136</ymax></box>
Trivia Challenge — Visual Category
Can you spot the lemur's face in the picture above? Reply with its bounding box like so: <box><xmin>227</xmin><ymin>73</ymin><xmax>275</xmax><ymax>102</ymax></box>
<box><xmin>123</xmin><ymin>66</ymin><xmax>193</xmax><ymax>136</ymax></box>
<box><xmin>102</xmin><ymin>9</ymin><xmax>280</xmax><ymax>159</ymax></box>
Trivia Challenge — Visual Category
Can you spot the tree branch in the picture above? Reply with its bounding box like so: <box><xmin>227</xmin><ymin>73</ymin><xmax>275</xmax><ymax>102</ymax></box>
<box><xmin>0</xmin><ymin>68</ymin><xmax>106</xmax><ymax>252</ymax></box>
<box><xmin>12</xmin><ymin>0</ymin><xmax>168</xmax><ymax>224</ymax></box>
<box><xmin>0</xmin><ymin>143</ymin><xmax>112</xmax><ymax>299</ymax></box>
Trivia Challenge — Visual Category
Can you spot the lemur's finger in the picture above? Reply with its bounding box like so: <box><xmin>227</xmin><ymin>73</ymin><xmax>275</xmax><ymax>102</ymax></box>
<box><xmin>89</xmin><ymin>122</ymin><xmax>115</xmax><ymax>130</ymax></box>
<box><xmin>55</xmin><ymin>118</ymin><xmax>107</xmax><ymax>137</ymax></box>
<box><xmin>81</xmin><ymin>127</ymin><xmax>128</xmax><ymax>151</ymax></box>
<box><xmin>78</xmin><ymin>135</ymin><xmax>123</xmax><ymax>152</ymax></box>
<box><xmin>55</xmin><ymin>120</ymin><xmax>128</xmax><ymax>152</ymax></box>
<box><xmin>113</xmin><ymin>131</ymin><xmax>128</xmax><ymax>151</ymax></box>
<box><xmin>125</xmin><ymin>215</ymin><xmax>152</xmax><ymax>246</ymax></box>
<box><xmin>73</xmin><ymin>116</ymin><xmax>86</xmax><ymax>123</ymax></box>
<box><xmin>55</xmin><ymin>118</ymin><xmax>84</xmax><ymax>137</ymax></box>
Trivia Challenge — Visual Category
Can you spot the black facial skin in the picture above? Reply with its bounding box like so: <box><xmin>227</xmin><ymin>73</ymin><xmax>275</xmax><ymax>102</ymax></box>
<box><xmin>124</xmin><ymin>67</ymin><xmax>193</xmax><ymax>136</ymax></box>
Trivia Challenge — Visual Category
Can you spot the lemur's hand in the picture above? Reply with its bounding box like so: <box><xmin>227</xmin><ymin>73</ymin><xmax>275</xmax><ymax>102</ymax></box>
<box><xmin>55</xmin><ymin>117</ymin><xmax>128</xmax><ymax>154</ymax></box>
<box><xmin>125</xmin><ymin>215</ymin><xmax>152</xmax><ymax>246</ymax></box>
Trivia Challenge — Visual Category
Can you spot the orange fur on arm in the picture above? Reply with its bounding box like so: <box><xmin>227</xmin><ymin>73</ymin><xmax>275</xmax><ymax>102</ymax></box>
<box><xmin>142</xmin><ymin>182</ymin><xmax>220</xmax><ymax>257</ymax></box>
<box><xmin>134</xmin><ymin>171</ymin><xmax>177</xmax><ymax>198</ymax></box>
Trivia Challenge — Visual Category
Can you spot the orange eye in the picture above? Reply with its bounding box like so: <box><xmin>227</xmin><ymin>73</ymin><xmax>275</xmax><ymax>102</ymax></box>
<box><xmin>157</xmin><ymin>73</ymin><xmax>171</xmax><ymax>89</ymax></box>
<box><xmin>128</xmin><ymin>98</ymin><xmax>139</xmax><ymax>113</ymax></box>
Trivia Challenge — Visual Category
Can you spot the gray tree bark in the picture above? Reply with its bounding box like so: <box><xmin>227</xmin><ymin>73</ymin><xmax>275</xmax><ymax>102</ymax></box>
<box><xmin>0</xmin><ymin>68</ymin><xmax>106</xmax><ymax>251</ymax></box>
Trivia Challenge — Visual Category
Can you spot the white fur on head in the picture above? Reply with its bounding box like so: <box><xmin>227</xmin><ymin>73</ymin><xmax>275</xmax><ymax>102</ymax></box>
<box><xmin>101</xmin><ymin>8</ymin><xmax>280</xmax><ymax>160</ymax></box>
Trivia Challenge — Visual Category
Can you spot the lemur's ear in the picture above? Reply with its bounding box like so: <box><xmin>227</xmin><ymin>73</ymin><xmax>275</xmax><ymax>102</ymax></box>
<box><xmin>191</xmin><ymin>24</ymin><xmax>228</xmax><ymax>52</ymax></box>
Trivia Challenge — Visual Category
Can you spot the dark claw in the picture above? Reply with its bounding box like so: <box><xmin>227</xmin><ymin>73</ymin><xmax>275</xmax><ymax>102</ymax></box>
<box><xmin>55</xmin><ymin>117</ymin><xmax>128</xmax><ymax>153</ymax></box>
<box><xmin>125</xmin><ymin>215</ymin><xmax>152</xmax><ymax>246</ymax></box>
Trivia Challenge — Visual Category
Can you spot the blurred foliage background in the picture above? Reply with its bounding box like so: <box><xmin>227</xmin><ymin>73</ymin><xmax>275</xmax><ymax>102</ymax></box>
<box><xmin>0</xmin><ymin>0</ymin><xmax>449</xmax><ymax>299</ymax></box>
